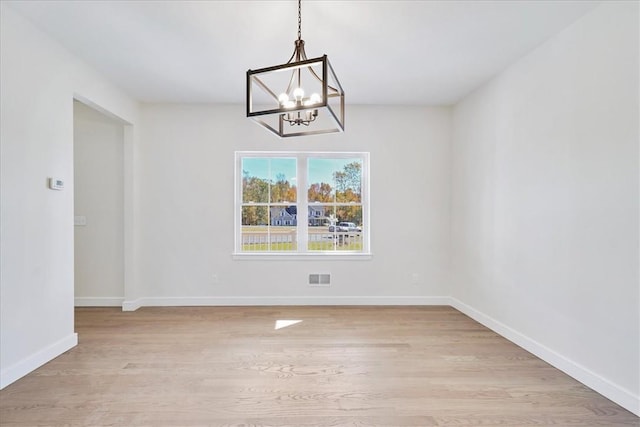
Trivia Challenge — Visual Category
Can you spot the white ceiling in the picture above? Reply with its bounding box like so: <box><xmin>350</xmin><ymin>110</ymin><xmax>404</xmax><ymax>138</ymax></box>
<box><xmin>6</xmin><ymin>0</ymin><xmax>599</xmax><ymax>105</ymax></box>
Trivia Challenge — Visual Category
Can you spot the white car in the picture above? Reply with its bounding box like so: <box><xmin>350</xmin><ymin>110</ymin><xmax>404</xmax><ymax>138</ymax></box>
<box><xmin>328</xmin><ymin>222</ymin><xmax>361</xmax><ymax>233</ymax></box>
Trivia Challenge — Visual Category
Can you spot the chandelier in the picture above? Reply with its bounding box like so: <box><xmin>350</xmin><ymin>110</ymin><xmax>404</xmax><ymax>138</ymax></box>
<box><xmin>246</xmin><ymin>0</ymin><xmax>345</xmax><ymax>138</ymax></box>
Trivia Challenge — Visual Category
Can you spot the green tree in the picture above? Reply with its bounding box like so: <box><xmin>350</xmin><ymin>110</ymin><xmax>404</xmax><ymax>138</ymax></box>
<box><xmin>308</xmin><ymin>182</ymin><xmax>333</xmax><ymax>202</ymax></box>
<box><xmin>242</xmin><ymin>170</ymin><xmax>269</xmax><ymax>203</ymax></box>
<box><xmin>336</xmin><ymin>205</ymin><xmax>362</xmax><ymax>224</ymax></box>
<box><xmin>333</xmin><ymin>162</ymin><xmax>362</xmax><ymax>224</ymax></box>
<box><xmin>333</xmin><ymin>161</ymin><xmax>361</xmax><ymax>202</ymax></box>
<box><xmin>242</xmin><ymin>206</ymin><xmax>269</xmax><ymax>226</ymax></box>
<box><xmin>242</xmin><ymin>170</ymin><xmax>269</xmax><ymax>225</ymax></box>
<box><xmin>271</xmin><ymin>173</ymin><xmax>296</xmax><ymax>203</ymax></box>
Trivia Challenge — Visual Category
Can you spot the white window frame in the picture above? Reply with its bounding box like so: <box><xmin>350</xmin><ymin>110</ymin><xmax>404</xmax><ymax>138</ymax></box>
<box><xmin>234</xmin><ymin>151</ymin><xmax>371</xmax><ymax>259</ymax></box>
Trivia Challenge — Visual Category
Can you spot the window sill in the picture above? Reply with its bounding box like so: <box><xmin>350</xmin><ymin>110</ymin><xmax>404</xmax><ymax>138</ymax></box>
<box><xmin>232</xmin><ymin>252</ymin><xmax>373</xmax><ymax>261</ymax></box>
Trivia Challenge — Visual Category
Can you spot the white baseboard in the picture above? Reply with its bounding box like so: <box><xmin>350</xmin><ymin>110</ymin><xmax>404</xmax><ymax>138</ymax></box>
<box><xmin>0</xmin><ymin>333</ymin><xmax>78</xmax><ymax>389</ymax></box>
<box><xmin>75</xmin><ymin>297</ymin><xmax>124</xmax><ymax>307</ymax></box>
<box><xmin>122</xmin><ymin>299</ymin><xmax>141</xmax><ymax>311</ymax></box>
<box><xmin>121</xmin><ymin>295</ymin><xmax>452</xmax><ymax>311</ymax></box>
<box><xmin>450</xmin><ymin>298</ymin><xmax>640</xmax><ymax>416</ymax></box>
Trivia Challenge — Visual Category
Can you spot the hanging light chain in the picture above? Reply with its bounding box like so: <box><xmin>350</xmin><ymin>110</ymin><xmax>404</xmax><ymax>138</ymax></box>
<box><xmin>297</xmin><ymin>0</ymin><xmax>302</xmax><ymax>41</ymax></box>
<box><xmin>280</xmin><ymin>0</ymin><xmax>322</xmax><ymax>127</ymax></box>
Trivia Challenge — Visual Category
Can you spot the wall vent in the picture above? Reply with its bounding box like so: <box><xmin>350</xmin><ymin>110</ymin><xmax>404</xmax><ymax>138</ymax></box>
<box><xmin>309</xmin><ymin>273</ymin><xmax>331</xmax><ymax>286</ymax></box>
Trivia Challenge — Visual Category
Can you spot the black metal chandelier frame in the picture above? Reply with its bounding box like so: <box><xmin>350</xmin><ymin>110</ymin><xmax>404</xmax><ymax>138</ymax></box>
<box><xmin>246</xmin><ymin>0</ymin><xmax>345</xmax><ymax>138</ymax></box>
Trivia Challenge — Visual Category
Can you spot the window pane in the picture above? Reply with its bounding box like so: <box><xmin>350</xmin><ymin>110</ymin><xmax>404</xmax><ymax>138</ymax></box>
<box><xmin>242</xmin><ymin>205</ymin><xmax>268</xmax><ymax>226</ymax></box>
<box><xmin>269</xmin><ymin>205</ymin><xmax>297</xmax><ymax>251</ymax></box>
<box><xmin>242</xmin><ymin>158</ymin><xmax>269</xmax><ymax>203</ymax></box>
<box><xmin>241</xmin><ymin>206</ymin><xmax>268</xmax><ymax>251</ymax></box>
<box><xmin>308</xmin><ymin>158</ymin><xmax>362</xmax><ymax>203</ymax></box>
<box><xmin>307</xmin><ymin>205</ymin><xmax>363</xmax><ymax>252</ymax></box>
<box><xmin>241</xmin><ymin>206</ymin><xmax>297</xmax><ymax>252</ymax></box>
<box><xmin>308</xmin><ymin>205</ymin><xmax>334</xmax><ymax>251</ymax></box>
<box><xmin>242</xmin><ymin>157</ymin><xmax>297</xmax><ymax>203</ymax></box>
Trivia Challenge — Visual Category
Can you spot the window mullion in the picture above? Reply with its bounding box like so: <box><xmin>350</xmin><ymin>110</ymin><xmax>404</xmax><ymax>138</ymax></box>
<box><xmin>297</xmin><ymin>155</ymin><xmax>309</xmax><ymax>252</ymax></box>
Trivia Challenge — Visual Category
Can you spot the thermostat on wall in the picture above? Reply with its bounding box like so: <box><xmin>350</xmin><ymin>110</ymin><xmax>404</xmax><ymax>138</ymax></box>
<box><xmin>48</xmin><ymin>177</ymin><xmax>64</xmax><ymax>190</ymax></box>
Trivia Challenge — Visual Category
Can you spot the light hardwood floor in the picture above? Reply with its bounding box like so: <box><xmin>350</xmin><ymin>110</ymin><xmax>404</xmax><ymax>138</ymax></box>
<box><xmin>0</xmin><ymin>306</ymin><xmax>637</xmax><ymax>426</ymax></box>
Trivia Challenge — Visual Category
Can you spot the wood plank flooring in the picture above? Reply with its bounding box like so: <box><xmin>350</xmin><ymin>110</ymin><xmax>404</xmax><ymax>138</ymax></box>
<box><xmin>0</xmin><ymin>306</ymin><xmax>637</xmax><ymax>426</ymax></box>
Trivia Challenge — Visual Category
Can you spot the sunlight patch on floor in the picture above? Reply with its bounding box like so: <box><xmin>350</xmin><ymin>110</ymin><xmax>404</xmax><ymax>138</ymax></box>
<box><xmin>274</xmin><ymin>320</ymin><xmax>302</xmax><ymax>330</ymax></box>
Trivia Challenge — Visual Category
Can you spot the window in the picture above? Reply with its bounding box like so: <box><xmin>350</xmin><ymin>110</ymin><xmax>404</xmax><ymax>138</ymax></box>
<box><xmin>235</xmin><ymin>152</ymin><xmax>369</xmax><ymax>256</ymax></box>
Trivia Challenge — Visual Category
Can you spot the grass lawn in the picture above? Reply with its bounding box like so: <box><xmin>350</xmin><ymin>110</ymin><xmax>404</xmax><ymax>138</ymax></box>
<box><xmin>242</xmin><ymin>240</ymin><xmax>362</xmax><ymax>252</ymax></box>
<box><xmin>241</xmin><ymin>226</ymin><xmax>362</xmax><ymax>252</ymax></box>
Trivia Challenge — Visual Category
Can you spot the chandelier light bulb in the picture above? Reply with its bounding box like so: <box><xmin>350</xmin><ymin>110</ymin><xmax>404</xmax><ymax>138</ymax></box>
<box><xmin>293</xmin><ymin>87</ymin><xmax>304</xmax><ymax>100</ymax></box>
<box><xmin>284</xmin><ymin>100</ymin><xmax>296</xmax><ymax>109</ymax></box>
<box><xmin>278</xmin><ymin>93</ymin><xmax>290</xmax><ymax>105</ymax></box>
<box><xmin>309</xmin><ymin>93</ymin><xmax>322</xmax><ymax>104</ymax></box>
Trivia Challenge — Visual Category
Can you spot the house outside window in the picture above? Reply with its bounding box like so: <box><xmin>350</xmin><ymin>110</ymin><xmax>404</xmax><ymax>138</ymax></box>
<box><xmin>235</xmin><ymin>152</ymin><xmax>370</xmax><ymax>256</ymax></box>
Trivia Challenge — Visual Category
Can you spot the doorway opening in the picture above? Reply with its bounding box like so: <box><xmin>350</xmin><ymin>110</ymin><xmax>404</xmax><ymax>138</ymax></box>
<box><xmin>73</xmin><ymin>100</ymin><xmax>125</xmax><ymax>306</ymax></box>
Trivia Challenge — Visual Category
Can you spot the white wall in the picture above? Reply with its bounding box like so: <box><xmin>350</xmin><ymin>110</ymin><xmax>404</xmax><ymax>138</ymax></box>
<box><xmin>451</xmin><ymin>1</ymin><xmax>639</xmax><ymax>414</ymax></box>
<box><xmin>128</xmin><ymin>104</ymin><xmax>451</xmax><ymax>307</ymax></box>
<box><xmin>0</xmin><ymin>4</ymin><xmax>138</xmax><ymax>388</ymax></box>
<box><xmin>73</xmin><ymin>101</ymin><xmax>125</xmax><ymax>305</ymax></box>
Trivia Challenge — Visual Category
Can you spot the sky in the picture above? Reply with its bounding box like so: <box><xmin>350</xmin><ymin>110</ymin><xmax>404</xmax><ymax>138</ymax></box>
<box><xmin>242</xmin><ymin>157</ymin><xmax>360</xmax><ymax>186</ymax></box>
